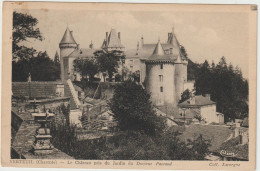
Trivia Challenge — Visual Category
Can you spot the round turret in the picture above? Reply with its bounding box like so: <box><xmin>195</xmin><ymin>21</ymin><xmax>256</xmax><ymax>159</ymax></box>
<box><xmin>59</xmin><ymin>27</ymin><xmax>78</xmax><ymax>82</ymax></box>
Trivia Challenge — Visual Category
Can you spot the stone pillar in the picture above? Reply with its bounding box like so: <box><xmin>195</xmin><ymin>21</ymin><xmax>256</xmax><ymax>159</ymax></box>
<box><xmin>56</xmin><ymin>83</ymin><xmax>64</xmax><ymax>97</ymax></box>
<box><xmin>32</xmin><ymin>112</ymin><xmax>55</xmax><ymax>155</ymax></box>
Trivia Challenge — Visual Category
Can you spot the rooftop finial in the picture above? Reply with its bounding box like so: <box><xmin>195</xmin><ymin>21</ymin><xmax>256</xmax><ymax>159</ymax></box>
<box><xmin>172</xmin><ymin>24</ymin><xmax>174</xmax><ymax>33</ymax></box>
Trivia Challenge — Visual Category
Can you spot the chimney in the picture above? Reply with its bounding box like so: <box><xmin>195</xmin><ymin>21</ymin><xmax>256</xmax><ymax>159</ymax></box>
<box><xmin>189</xmin><ymin>95</ymin><xmax>195</xmax><ymax>105</ymax></box>
<box><xmin>118</xmin><ymin>32</ymin><xmax>121</xmax><ymax>40</ymax></box>
<box><xmin>77</xmin><ymin>44</ymin><xmax>80</xmax><ymax>49</ymax></box>
<box><xmin>205</xmin><ymin>94</ymin><xmax>211</xmax><ymax>100</ymax></box>
<box><xmin>234</xmin><ymin>123</ymin><xmax>241</xmax><ymax>137</ymax></box>
<box><xmin>106</xmin><ymin>32</ymin><xmax>108</xmax><ymax>42</ymax></box>
<box><xmin>70</xmin><ymin>30</ymin><xmax>73</xmax><ymax>35</ymax></box>
<box><xmin>140</xmin><ymin>35</ymin><xmax>144</xmax><ymax>48</ymax></box>
<box><xmin>89</xmin><ymin>40</ymin><xmax>93</xmax><ymax>49</ymax></box>
<box><xmin>239</xmin><ymin>129</ymin><xmax>248</xmax><ymax>145</ymax></box>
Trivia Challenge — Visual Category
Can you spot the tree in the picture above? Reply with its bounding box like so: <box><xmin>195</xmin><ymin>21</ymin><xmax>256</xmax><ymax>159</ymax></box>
<box><xmin>12</xmin><ymin>11</ymin><xmax>43</xmax><ymax>60</ymax></box>
<box><xmin>179</xmin><ymin>89</ymin><xmax>192</xmax><ymax>103</ymax></box>
<box><xmin>110</xmin><ymin>79</ymin><xmax>165</xmax><ymax>136</ymax></box>
<box><xmin>12</xmin><ymin>59</ymin><xmax>30</xmax><ymax>81</ymax></box>
<box><xmin>187</xmin><ymin>59</ymin><xmax>200</xmax><ymax>81</ymax></box>
<box><xmin>54</xmin><ymin>51</ymin><xmax>60</xmax><ymax>65</ymax></box>
<box><xmin>29</xmin><ymin>51</ymin><xmax>60</xmax><ymax>81</ymax></box>
<box><xmin>95</xmin><ymin>50</ymin><xmax>122</xmax><ymax>82</ymax></box>
<box><xmin>193</xmin><ymin>58</ymin><xmax>248</xmax><ymax>121</ymax></box>
<box><xmin>73</xmin><ymin>57</ymin><xmax>98</xmax><ymax>81</ymax></box>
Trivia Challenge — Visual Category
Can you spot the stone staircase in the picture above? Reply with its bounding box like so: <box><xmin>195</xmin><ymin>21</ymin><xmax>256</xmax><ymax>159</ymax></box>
<box><xmin>64</xmin><ymin>79</ymin><xmax>81</xmax><ymax>110</ymax></box>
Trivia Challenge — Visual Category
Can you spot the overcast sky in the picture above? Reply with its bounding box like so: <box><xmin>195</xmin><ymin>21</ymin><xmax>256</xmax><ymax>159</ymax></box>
<box><xmin>17</xmin><ymin>9</ymin><xmax>249</xmax><ymax>78</ymax></box>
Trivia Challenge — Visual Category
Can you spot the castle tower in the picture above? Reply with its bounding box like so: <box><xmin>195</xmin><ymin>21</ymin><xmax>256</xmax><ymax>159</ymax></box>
<box><xmin>101</xmin><ymin>28</ymin><xmax>125</xmax><ymax>52</ymax></box>
<box><xmin>145</xmin><ymin>40</ymin><xmax>176</xmax><ymax>114</ymax></box>
<box><xmin>59</xmin><ymin>27</ymin><xmax>78</xmax><ymax>82</ymax></box>
<box><xmin>170</xmin><ymin>28</ymin><xmax>188</xmax><ymax>103</ymax></box>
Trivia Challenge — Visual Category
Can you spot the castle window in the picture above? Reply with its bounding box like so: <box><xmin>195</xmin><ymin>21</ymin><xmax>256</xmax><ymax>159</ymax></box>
<box><xmin>159</xmin><ymin>75</ymin><xmax>163</xmax><ymax>82</ymax></box>
<box><xmin>160</xmin><ymin>86</ymin><xmax>163</xmax><ymax>92</ymax></box>
<box><xmin>160</xmin><ymin>64</ymin><xmax>163</xmax><ymax>69</ymax></box>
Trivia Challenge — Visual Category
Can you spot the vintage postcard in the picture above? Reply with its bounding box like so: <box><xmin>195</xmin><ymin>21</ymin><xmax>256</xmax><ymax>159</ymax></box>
<box><xmin>1</xmin><ymin>1</ymin><xmax>257</xmax><ymax>170</ymax></box>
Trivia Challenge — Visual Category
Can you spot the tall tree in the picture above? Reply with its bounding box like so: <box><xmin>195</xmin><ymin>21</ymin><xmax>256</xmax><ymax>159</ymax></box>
<box><xmin>29</xmin><ymin>51</ymin><xmax>60</xmax><ymax>81</ymax></box>
<box><xmin>73</xmin><ymin>57</ymin><xmax>98</xmax><ymax>81</ymax></box>
<box><xmin>12</xmin><ymin>11</ymin><xmax>43</xmax><ymax>60</ymax></box>
<box><xmin>94</xmin><ymin>50</ymin><xmax>123</xmax><ymax>82</ymax></box>
<box><xmin>179</xmin><ymin>89</ymin><xmax>192</xmax><ymax>103</ymax></box>
<box><xmin>110</xmin><ymin>79</ymin><xmax>165</xmax><ymax>136</ymax></box>
<box><xmin>54</xmin><ymin>51</ymin><xmax>60</xmax><ymax>65</ymax></box>
<box><xmin>193</xmin><ymin>58</ymin><xmax>248</xmax><ymax>121</ymax></box>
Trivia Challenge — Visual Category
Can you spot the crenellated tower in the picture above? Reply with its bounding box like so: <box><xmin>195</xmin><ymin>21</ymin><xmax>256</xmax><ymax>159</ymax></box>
<box><xmin>59</xmin><ymin>27</ymin><xmax>78</xmax><ymax>82</ymax></box>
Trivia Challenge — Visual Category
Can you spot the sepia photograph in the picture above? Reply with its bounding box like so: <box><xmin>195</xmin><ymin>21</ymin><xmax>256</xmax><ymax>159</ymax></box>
<box><xmin>1</xmin><ymin>1</ymin><xmax>257</xmax><ymax>170</ymax></box>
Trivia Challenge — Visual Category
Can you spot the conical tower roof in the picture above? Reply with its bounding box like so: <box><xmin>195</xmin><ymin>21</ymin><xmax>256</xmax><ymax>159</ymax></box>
<box><xmin>147</xmin><ymin>40</ymin><xmax>172</xmax><ymax>62</ymax></box>
<box><xmin>152</xmin><ymin>40</ymin><xmax>165</xmax><ymax>56</ymax></box>
<box><xmin>107</xmin><ymin>29</ymin><xmax>124</xmax><ymax>48</ymax></box>
<box><xmin>60</xmin><ymin>27</ymin><xmax>77</xmax><ymax>44</ymax></box>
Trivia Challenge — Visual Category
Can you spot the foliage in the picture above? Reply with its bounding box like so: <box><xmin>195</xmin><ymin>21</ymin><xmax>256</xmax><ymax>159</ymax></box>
<box><xmin>94</xmin><ymin>50</ymin><xmax>124</xmax><ymax>81</ymax></box>
<box><xmin>13</xmin><ymin>11</ymin><xmax>43</xmax><ymax>60</ymax></box>
<box><xmin>73</xmin><ymin>57</ymin><xmax>98</xmax><ymax>81</ymax></box>
<box><xmin>131</xmin><ymin>70</ymin><xmax>141</xmax><ymax>83</ymax></box>
<box><xmin>12</xmin><ymin>58</ymin><xmax>30</xmax><ymax>81</ymax></box>
<box><xmin>101</xmin><ymin>132</ymin><xmax>170</xmax><ymax>160</ymax></box>
<box><xmin>12</xmin><ymin>51</ymin><xmax>60</xmax><ymax>81</ymax></box>
<box><xmin>179</xmin><ymin>89</ymin><xmax>192</xmax><ymax>103</ymax></box>
<box><xmin>51</xmin><ymin>121</ymin><xmax>211</xmax><ymax>160</ymax></box>
<box><xmin>110</xmin><ymin>79</ymin><xmax>165</xmax><ymax>136</ymax></box>
<box><xmin>54</xmin><ymin>52</ymin><xmax>60</xmax><ymax>65</ymax></box>
<box><xmin>193</xmin><ymin>57</ymin><xmax>248</xmax><ymax>121</ymax></box>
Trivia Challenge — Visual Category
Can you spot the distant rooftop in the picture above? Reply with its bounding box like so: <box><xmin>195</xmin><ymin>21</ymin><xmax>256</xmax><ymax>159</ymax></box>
<box><xmin>179</xmin><ymin>124</ymin><xmax>233</xmax><ymax>151</ymax></box>
<box><xmin>179</xmin><ymin>95</ymin><xmax>216</xmax><ymax>107</ymax></box>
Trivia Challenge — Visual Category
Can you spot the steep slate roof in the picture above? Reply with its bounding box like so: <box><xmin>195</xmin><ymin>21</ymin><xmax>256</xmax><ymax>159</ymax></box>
<box><xmin>179</xmin><ymin>95</ymin><xmax>216</xmax><ymax>107</ymax></box>
<box><xmin>60</xmin><ymin>27</ymin><xmax>77</xmax><ymax>44</ymax></box>
<box><xmin>68</xmin><ymin>48</ymin><xmax>97</xmax><ymax>58</ymax></box>
<box><xmin>124</xmin><ymin>49</ymin><xmax>138</xmax><ymax>58</ymax></box>
<box><xmin>107</xmin><ymin>29</ymin><xmax>124</xmax><ymax>48</ymax></box>
<box><xmin>146</xmin><ymin>40</ymin><xmax>176</xmax><ymax>62</ymax></box>
<box><xmin>125</xmin><ymin>31</ymin><xmax>184</xmax><ymax>61</ymax></box>
<box><xmin>126</xmin><ymin>43</ymin><xmax>172</xmax><ymax>60</ymax></box>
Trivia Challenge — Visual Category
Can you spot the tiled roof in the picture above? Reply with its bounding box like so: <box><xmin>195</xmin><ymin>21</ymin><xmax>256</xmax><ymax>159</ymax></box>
<box><xmin>107</xmin><ymin>29</ymin><xmax>124</xmax><ymax>48</ymax></box>
<box><xmin>12</xmin><ymin>82</ymin><xmax>60</xmax><ymax>98</ymax></box>
<box><xmin>179</xmin><ymin>125</ymin><xmax>233</xmax><ymax>151</ymax></box>
<box><xmin>216</xmin><ymin>136</ymin><xmax>248</xmax><ymax>160</ymax></box>
<box><xmin>174</xmin><ymin>108</ymin><xmax>200</xmax><ymax>119</ymax></box>
<box><xmin>68</xmin><ymin>48</ymin><xmax>97</xmax><ymax>58</ymax></box>
<box><xmin>60</xmin><ymin>27</ymin><xmax>77</xmax><ymax>44</ymax></box>
<box><xmin>179</xmin><ymin>95</ymin><xmax>216</xmax><ymax>107</ymax></box>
